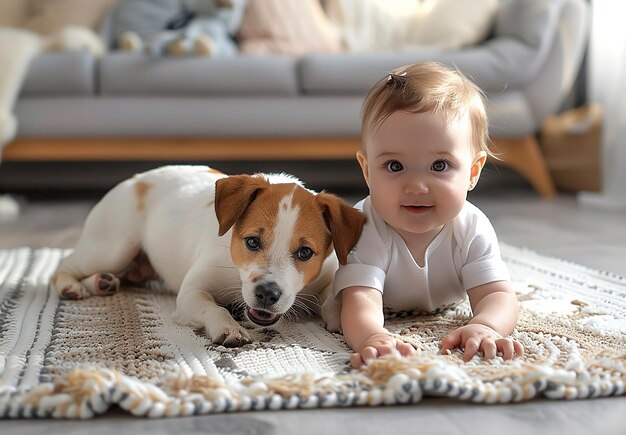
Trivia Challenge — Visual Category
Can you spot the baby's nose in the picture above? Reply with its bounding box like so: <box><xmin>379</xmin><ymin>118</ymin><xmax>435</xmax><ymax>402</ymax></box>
<box><xmin>404</xmin><ymin>177</ymin><xmax>428</xmax><ymax>194</ymax></box>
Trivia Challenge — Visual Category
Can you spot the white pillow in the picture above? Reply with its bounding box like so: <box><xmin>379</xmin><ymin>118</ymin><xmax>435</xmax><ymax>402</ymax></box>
<box><xmin>326</xmin><ymin>0</ymin><xmax>498</xmax><ymax>52</ymax></box>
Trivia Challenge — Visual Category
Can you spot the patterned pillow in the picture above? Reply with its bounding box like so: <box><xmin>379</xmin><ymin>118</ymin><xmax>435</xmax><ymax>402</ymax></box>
<box><xmin>24</xmin><ymin>0</ymin><xmax>118</xmax><ymax>35</ymax></box>
<box><xmin>238</xmin><ymin>0</ymin><xmax>342</xmax><ymax>56</ymax></box>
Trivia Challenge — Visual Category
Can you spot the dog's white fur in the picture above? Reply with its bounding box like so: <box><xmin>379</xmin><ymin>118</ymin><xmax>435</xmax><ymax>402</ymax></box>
<box><xmin>51</xmin><ymin>166</ymin><xmax>365</xmax><ymax>346</ymax></box>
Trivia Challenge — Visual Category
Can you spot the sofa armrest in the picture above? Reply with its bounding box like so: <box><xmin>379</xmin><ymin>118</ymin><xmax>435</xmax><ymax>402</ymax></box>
<box><xmin>522</xmin><ymin>0</ymin><xmax>589</xmax><ymax>125</ymax></box>
<box><xmin>460</xmin><ymin>0</ymin><xmax>568</xmax><ymax>92</ymax></box>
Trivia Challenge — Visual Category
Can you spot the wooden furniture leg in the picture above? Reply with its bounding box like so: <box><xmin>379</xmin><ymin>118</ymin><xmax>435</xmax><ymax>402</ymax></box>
<box><xmin>491</xmin><ymin>136</ymin><xmax>556</xmax><ymax>198</ymax></box>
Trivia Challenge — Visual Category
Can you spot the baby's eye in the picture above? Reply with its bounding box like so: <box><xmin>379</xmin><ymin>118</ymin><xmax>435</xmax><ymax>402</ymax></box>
<box><xmin>431</xmin><ymin>160</ymin><xmax>450</xmax><ymax>172</ymax></box>
<box><xmin>386</xmin><ymin>160</ymin><xmax>404</xmax><ymax>172</ymax></box>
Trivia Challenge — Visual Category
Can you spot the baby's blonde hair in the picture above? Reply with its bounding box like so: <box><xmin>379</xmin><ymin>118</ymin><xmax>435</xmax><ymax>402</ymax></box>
<box><xmin>361</xmin><ymin>61</ymin><xmax>493</xmax><ymax>158</ymax></box>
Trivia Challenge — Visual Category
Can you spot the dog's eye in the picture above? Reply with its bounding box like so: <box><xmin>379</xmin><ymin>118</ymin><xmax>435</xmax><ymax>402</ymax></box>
<box><xmin>296</xmin><ymin>247</ymin><xmax>314</xmax><ymax>261</ymax></box>
<box><xmin>245</xmin><ymin>236</ymin><xmax>261</xmax><ymax>251</ymax></box>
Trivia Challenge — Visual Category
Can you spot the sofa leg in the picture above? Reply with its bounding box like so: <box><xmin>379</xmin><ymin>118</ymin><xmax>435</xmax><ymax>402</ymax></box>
<box><xmin>492</xmin><ymin>136</ymin><xmax>556</xmax><ymax>198</ymax></box>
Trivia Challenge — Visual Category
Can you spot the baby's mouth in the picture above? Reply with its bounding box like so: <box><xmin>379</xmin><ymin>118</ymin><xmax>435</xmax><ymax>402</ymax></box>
<box><xmin>402</xmin><ymin>205</ymin><xmax>433</xmax><ymax>214</ymax></box>
<box><xmin>247</xmin><ymin>308</ymin><xmax>281</xmax><ymax>326</ymax></box>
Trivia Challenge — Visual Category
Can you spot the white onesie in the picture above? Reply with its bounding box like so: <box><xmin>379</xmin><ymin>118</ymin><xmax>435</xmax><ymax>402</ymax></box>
<box><xmin>333</xmin><ymin>197</ymin><xmax>510</xmax><ymax>312</ymax></box>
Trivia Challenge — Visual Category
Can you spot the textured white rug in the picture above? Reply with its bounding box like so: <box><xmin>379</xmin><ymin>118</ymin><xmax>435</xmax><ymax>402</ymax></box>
<box><xmin>0</xmin><ymin>244</ymin><xmax>624</xmax><ymax>419</ymax></box>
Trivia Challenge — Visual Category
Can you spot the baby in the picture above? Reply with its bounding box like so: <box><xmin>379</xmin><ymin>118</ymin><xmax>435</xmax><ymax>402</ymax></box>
<box><xmin>334</xmin><ymin>61</ymin><xmax>524</xmax><ymax>368</ymax></box>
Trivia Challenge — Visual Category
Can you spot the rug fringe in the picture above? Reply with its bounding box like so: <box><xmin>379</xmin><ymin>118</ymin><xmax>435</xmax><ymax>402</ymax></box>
<box><xmin>2</xmin><ymin>351</ymin><xmax>624</xmax><ymax>419</ymax></box>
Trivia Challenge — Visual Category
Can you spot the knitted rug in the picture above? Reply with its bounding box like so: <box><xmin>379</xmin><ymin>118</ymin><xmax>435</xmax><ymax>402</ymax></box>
<box><xmin>0</xmin><ymin>245</ymin><xmax>624</xmax><ymax>419</ymax></box>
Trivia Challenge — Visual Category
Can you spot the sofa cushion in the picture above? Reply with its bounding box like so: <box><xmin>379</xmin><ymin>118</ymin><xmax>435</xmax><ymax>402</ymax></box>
<box><xmin>301</xmin><ymin>0</ymin><xmax>561</xmax><ymax>95</ymax></box>
<box><xmin>300</xmin><ymin>21</ymin><xmax>559</xmax><ymax>96</ymax></box>
<box><xmin>299</xmin><ymin>41</ymin><xmax>536</xmax><ymax>96</ymax></box>
<box><xmin>20</xmin><ymin>51</ymin><xmax>96</xmax><ymax>96</ymax></box>
<box><xmin>100</xmin><ymin>53</ymin><xmax>299</xmax><ymax>96</ymax></box>
<box><xmin>15</xmin><ymin>92</ymin><xmax>536</xmax><ymax>138</ymax></box>
<box><xmin>14</xmin><ymin>96</ymin><xmax>365</xmax><ymax>137</ymax></box>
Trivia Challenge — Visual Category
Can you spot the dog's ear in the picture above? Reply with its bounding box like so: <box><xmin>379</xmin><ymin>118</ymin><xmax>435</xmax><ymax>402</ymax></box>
<box><xmin>215</xmin><ymin>175</ymin><xmax>269</xmax><ymax>236</ymax></box>
<box><xmin>315</xmin><ymin>192</ymin><xmax>366</xmax><ymax>265</ymax></box>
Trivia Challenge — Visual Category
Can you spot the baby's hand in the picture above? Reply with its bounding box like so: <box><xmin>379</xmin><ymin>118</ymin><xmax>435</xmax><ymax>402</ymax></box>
<box><xmin>441</xmin><ymin>324</ymin><xmax>524</xmax><ymax>362</ymax></box>
<box><xmin>351</xmin><ymin>332</ymin><xmax>415</xmax><ymax>369</ymax></box>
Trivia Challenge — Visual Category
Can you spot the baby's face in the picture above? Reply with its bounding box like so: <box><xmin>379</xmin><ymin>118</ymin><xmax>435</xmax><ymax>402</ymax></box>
<box><xmin>358</xmin><ymin>110</ymin><xmax>485</xmax><ymax>243</ymax></box>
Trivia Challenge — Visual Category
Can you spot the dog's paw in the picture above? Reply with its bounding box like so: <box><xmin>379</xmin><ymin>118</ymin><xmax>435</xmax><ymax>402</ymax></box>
<box><xmin>94</xmin><ymin>273</ymin><xmax>120</xmax><ymax>296</ymax></box>
<box><xmin>324</xmin><ymin>317</ymin><xmax>342</xmax><ymax>334</ymax></box>
<box><xmin>210</xmin><ymin>325</ymin><xmax>252</xmax><ymax>347</ymax></box>
<box><xmin>52</xmin><ymin>271</ymin><xmax>88</xmax><ymax>300</ymax></box>
<box><xmin>80</xmin><ymin>273</ymin><xmax>120</xmax><ymax>297</ymax></box>
<box><xmin>57</xmin><ymin>282</ymin><xmax>87</xmax><ymax>300</ymax></box>
<box><xmin>321</xmin><ymin>297</ymin><xmax>342</xmax><ymax>333</ymax></box>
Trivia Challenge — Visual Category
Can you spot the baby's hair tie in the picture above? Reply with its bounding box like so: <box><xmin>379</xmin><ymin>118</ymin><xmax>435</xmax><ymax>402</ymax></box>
<box><xmin>386</xmin><ymin>72</ymin><xmax>408</xmax><ymax>87</ymax></box>
<box><xmin>387</xmin><ymin>72</ymin><xmax>407</xmax><ymax>81</ymax></box>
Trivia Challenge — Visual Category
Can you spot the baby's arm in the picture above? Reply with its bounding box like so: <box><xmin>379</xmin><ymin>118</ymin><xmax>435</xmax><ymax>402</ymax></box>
<box><xmin>441</xmin><ymin>281</ymin><xmax>524</xmax><ymax>361</ymax></box>
<box><xmin>341</xmin><ymin>286</ymin><xmax>414</xmax><ymax>368</ymax></box>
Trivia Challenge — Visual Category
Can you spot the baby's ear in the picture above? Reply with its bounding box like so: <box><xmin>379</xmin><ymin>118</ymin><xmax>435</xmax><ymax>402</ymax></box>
<box><xmin>356</xmin><ymin>150</ymin><xmax>371</xmax><ymax>188</ymax></box>
<box><xmin>469</xmin><ymin>151</ymin><xmax>487</xmax><ymax>190</ymax></box>
<box><xmin>315</xmin><ymin>193</ymin><xmax>366</xmax><ymax>265</ymax></box>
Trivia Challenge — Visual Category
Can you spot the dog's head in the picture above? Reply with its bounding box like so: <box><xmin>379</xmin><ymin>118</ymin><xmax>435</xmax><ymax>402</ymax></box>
<box><xmin>215</xmin><ymin>174</ymin><xmax>365</xmax><ymax>327</ymax></box>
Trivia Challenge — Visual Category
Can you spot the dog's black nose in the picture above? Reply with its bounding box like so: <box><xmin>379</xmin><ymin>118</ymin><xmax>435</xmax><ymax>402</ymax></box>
<box><xmin>254</xmin><ymin>282</ymin><xmax>282</xmax><ymax>307</ymax></box>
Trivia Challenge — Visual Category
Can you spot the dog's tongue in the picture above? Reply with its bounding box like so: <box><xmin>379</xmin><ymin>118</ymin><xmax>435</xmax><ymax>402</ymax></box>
<box><xmin>247</xmin><ymin>308</ymin><xmax>280</xmax><ymax>326</ymax></box>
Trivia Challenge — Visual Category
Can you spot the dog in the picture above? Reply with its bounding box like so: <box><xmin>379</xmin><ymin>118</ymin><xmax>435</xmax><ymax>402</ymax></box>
<box><xmin>51</xmin><ymin>165</ymin><xmax>366</xmax><ymax>346</ymax></box>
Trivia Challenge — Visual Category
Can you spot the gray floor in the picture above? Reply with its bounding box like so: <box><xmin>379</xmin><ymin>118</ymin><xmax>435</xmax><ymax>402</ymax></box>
<box><xmin>1</xmin><ymin>178</ymin><xmax>625</xmax><ymax>434</ymax></box>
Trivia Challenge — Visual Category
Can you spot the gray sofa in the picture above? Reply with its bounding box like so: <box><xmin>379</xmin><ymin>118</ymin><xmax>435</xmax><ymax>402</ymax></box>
<box><xmin>3</xmin><ymin>0</ymin><xmax>589</xmax><ymax>197</ymax></box>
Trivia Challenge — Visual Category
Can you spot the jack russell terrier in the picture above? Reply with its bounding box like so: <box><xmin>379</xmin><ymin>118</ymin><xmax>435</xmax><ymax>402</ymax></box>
<box><xmin>51</xmin><ymin>166</ymin><xmax>366</xmax><ymax>346</ymax></box>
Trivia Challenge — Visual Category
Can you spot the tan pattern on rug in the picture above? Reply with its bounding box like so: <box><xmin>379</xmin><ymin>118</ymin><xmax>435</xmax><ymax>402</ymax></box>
<box><xmin>0</xmin><ymin>245</ymin><xmax>624</xmax><ymax>418</ymax></box>
<box><xmin>42</xmin><ymin>291</ymin><xmax>175</xmax><ymax>384</ymax></box>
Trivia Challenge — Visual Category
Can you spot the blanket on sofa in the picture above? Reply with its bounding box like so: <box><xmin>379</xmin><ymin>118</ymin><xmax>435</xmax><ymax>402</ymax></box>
<box><xmin>0</xmin><ymin>29</ymin><xmax>41</xmax><ymax>148</ymax></box>
<box><xmin>0</xmin><ymin>27</ymin><xmax>106</xmax><ymax>151</ymax></box>
<box><xmin>0</xmin><ymin>244</ymin><xmax>624</xmax><ymax>418</ymax></box>
<box><xmin>0</xmin><ymin>0</ymin><xmax>114</xmax><ymax>152</ymax></box>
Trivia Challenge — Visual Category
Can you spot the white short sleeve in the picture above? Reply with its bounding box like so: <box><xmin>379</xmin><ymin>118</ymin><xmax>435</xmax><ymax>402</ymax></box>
<box><xmin>458</xmin><ymin>205</ymin><xmax>510</xmax><ymax>291</ymax></box>
<box><xmin>333</xmin><ymin>198</ymin><xmax>390</xmax><ymax>297</ymax></box>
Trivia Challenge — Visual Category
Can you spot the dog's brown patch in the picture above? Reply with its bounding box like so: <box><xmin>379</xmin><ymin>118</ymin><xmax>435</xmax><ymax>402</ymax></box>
<box><xmin>228</xmin><ymin>183</ymin><xmax>287</xmax><ymax>270</ymax></box>
<box><xmin>207</xmin><ymin>168</ymin><xmax>225</xmax><ymax>176</ymax></box>
<box><xmin>289</xmin><ymin>188</ymin><xmax>333</xmax><ymax>284</ymax></box>
<box><xmin>134</xmin><ymin>181</ymin><xmax>152</xmax><ymax>212</ymax></box>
